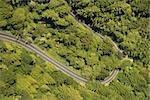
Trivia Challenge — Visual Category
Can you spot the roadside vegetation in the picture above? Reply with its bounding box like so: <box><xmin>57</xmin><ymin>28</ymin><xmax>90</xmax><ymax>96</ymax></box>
<box><xmin>0</xmin><ymin>41</ymin><xmax>148</xmax><ymax>99</ymax></box>
<box><xmin>0</xmin><ymin>0</ymin><xmax>124</xmax><ymax>79</ymax></box>
<box><xmin>66</xmin><ymin>0</ymin><xmax>150</xmax><ymax>68</ymax></box>
<box><xmin>0</xmin><ymin>0</ymin><xmax>149</xmax><ymax>99</ymax></box>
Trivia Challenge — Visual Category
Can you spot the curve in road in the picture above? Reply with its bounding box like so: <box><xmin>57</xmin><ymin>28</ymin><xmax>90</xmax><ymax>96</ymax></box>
<box><xmin>0</xmin><ymin>31</ymin><xmax>118</xmax><ymax>84</ymax></box>
<box><xmin>70</xmin><ymin>12</ymin><xmax>123</xmax><ymax>54</ymax></box>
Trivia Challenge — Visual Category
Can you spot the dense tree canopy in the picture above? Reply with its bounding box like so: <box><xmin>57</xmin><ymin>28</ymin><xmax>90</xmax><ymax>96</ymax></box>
<box><xmin>67</xmin><ymin>0</ymin><xmax>150</xmax><ymax>68</ymax></box>
<box><xmin>0</xmin><ymin>0</ymin><xmax>149</xmax><ymax>99</ymax></box>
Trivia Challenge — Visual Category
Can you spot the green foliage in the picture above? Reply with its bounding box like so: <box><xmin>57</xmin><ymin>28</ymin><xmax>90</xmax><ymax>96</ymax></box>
<box><xmin>0</xmin><ymin>20</ymin><xmax>7</xmax><ymax>28</ymax></box>
<box><xmin>42</xmin><ymin>10</ymin><xmax>59</xmax><ymax>20</ymax></box>
<box><xmin>0</xmin><ymin>0</ymin><xmax>149</xmax><ymax>99</ymax></box>
<box><xmin>16</xmin><ymin>74</ymin><xmax>38</xmax><ymax>94</ymax></box>
<box><xmin>69</xmin><ymin>0</ymin><xmax>150</xmax><ymax>67</ymax></box>
<box><xmin>55</xmin><ymin>18</ymin><xmax>69</xmax><ymax>27</ymax></box>
<box><xmin>0</xmin><ymin>41</ymin><xmax>79</xmax><ymax>99</ymax></box>
<box><xmin>11</xmin><ymin>8</ymin><xmax>26</xmax><ymax>25</ymax></box>
<box><xmin>0</xmin><ymin>0</ymin><xmax>13</xmax><ymax>19</ymax></box>
<box><xmin>87</xmin><ymin>81</ymin><xmax>124</xmax><ymax>100</ymax></box>
<box><xmin>56</xmin><ymin>85</ymin><xmax>83</xmax><ymax>100</ymax></box>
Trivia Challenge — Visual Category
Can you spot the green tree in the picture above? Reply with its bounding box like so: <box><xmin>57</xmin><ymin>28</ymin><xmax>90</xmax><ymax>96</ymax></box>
<box><xmin>11</xmin><ymin>8</ymin><xmax>26</xmax><ymax>25</ymax></box>
<box><xmin>56</xmin><ymin>85</ymin><xmax>83</xmax><ymax>100</ymax></box>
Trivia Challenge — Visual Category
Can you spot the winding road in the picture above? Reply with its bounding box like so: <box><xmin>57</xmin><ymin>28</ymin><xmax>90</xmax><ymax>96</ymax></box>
<box><xmin>0</xmin><ymin>31</ymin><xmax>119</xmax><ymax>84</ymax></box>
<box><xmin>101</xmin><ymin>69</ymin><xmax>119</xmax><ymax>85</ymax></box>
<box><xmin>70</xmin><ymin>12</ymin><xmax>123</xmax><ymax>54</ymax></box>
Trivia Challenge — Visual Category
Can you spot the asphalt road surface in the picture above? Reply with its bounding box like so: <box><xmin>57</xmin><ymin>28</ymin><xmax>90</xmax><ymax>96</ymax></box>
<box><xmin>70</xmin><ymin>12</ymin><xmax>123</xmax><ymax>54</ymax></box>
<box><xmin>0</xmin><ymin>31</ymin><xmax>119</xmax><ymax>84</ymax></box>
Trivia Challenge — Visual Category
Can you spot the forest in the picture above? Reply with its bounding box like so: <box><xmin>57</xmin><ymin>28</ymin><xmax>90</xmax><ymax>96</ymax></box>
<box><xmin>0</xmin><ymin>0</ymin><xmax>149</xmax><ymax>100</ymax></box>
